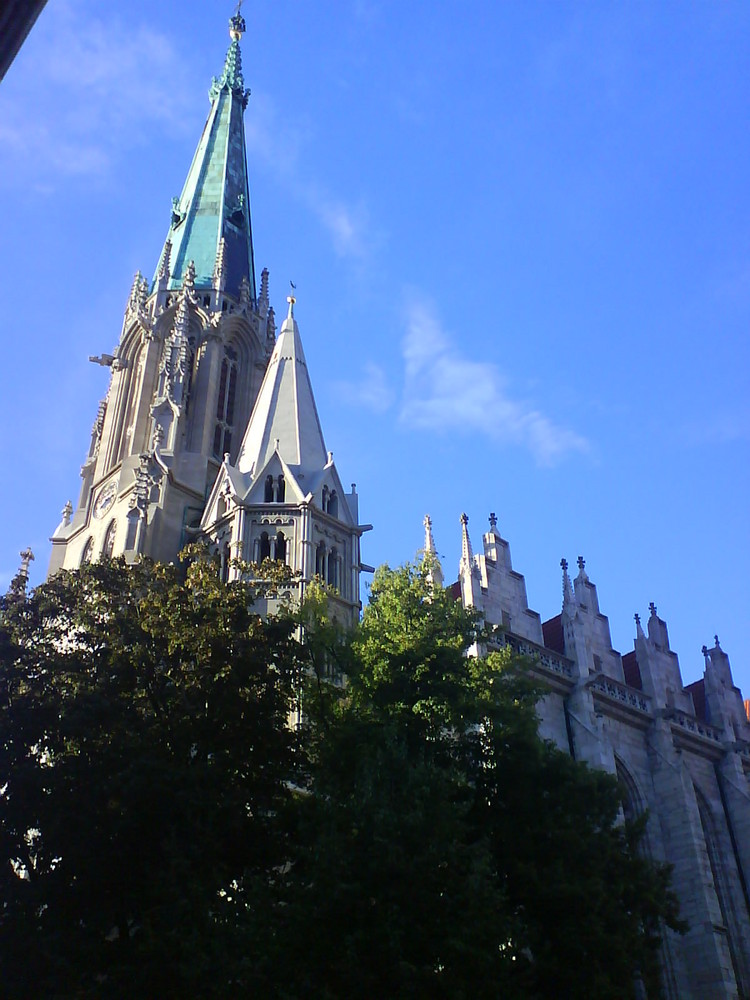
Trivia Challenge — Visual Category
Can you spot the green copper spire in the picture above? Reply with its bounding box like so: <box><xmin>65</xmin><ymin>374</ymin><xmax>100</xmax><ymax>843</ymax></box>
<box><xmin>153</xmin><ymin>8</ymin><xmax>256</xmax><ymax>302</ymax></box>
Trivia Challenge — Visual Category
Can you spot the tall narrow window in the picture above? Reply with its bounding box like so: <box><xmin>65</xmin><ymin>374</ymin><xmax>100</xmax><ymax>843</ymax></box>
<box><xmin>328</xmin><ymin>547</ymin><xmax>338</xmax><ymax>589</ymax></box>
<box><xmin>102</xmin><ymin>520</ymin><xmax>117</xmax><ymax>559</ymax></box>
<box><xmin>80</xmin><ymin>538</ymin><xmax>94</xmax><ymax>565</ymax></box>
<box><xmin>264</xmin><ymin>476</ymin><xmax>274</xmax><ymax>502</ymax></box>
<box><xmin>328</xmin><ymin>491</ymin><xmax>338</xmax><ymax>518</ymax></box>
<box><xmin>277</xmin><ymin>476</ymin><xmax>285</xmax><ymax>502</ymax></box>
<box><xmin>213</xmin><ymin>347</ymin><xmax>239</xmax><ymax>459</ymax></box>
<box><xmin>259</xmin><ymin>532</ymin><xmax>271</xmax><ymax>562</ymax></box>
<box><xmin>276</xmin><ymin>532</ymin><xmax>287</xmax><ymax>564</ymax></box>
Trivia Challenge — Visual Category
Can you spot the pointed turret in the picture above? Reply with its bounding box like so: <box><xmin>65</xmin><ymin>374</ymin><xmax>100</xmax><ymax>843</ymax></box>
<box><xmin>152</xmin><ymin>9</ymin><xmax>256</xmax><ymax>302</ymax></box>
<box><xmin>561</xmin><ymin>558</ymin><xmax>575</xmax><ymax>614</ymax></box>
<box><xmin>422</xmin><ymin>514</ymin><xmax>444</xmax><ymax>589</ymax></box>
<box><xmin>237</xmin><ymin>292</ymin><xmax>327</xmax><ymax>476</ymax></box>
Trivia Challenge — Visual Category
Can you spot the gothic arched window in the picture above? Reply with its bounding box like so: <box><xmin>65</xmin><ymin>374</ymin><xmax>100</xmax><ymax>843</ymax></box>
<box><xmin>327</xmin><ymin>547</ymin><xmax>339</xmax><ymax>589</ymax></box>
<box><xmin>695</xmin><ymin>786</ymin><xmax>747</xmax><ymax>994</ymax></box>
<box><xmin>102</xmin><ymin>521</ymin><xmax>117</xmax><ymax>560</ymax></box>
<box><xmin>259</xmin><ymin>531</ymin><xmax>271</xmax><ymax>562</ymax></box>
<box><xmin>213</xmin><ymin>347</ymin><xmax>239</xmax><ymax>459</ymax></box>
<box><xmin>315</xmin><ymin>541</ymin><xmax>326</xmax><ymax>578</ymax></box>
<box><xmin>327</xmin><ymin>490</ymin><xmax>338</xmax><ymax>518</ymax></box>
<box><xmin>264</xmin><ymin>475</ymin><xmax>274</xmax><ymax>503</ymax></box>
<box><xmin>80</xmin><ymin>537</ymin><xmax>94</xmax><ymax>566</ymax></box>
<box><xmin>277</xmin><ymin>476</ymin><xmax>285</xmax><ymax>502</ymax></box>
<box><xmin>276</xmin><ymin>532</ymin><xmax>287</xmax><ymax>564</ymax></box>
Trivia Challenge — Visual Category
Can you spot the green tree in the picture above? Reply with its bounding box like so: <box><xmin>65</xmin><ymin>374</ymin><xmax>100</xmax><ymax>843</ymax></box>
<box><xmin>263</xmin><ymin>562</ymin><xmax>684</xmax><ymax>1000</ymax></box>
<box><xmin>0</xmin><ymin>557</ymin><xmax>684</xmax><ymax>998</ymax></box>
<box><xmin>0</xmin><ymin>551</ymin><xmax>300</xmax><ymax>998</ymax></box>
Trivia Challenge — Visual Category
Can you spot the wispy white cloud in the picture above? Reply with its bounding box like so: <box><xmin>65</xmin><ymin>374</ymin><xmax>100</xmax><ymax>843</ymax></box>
<box><xmin>0</xmin><ymin>0</ymin><xmax>193</xmax><ymax>184</ymax></box>
<box><xmin>399</xmin><ymin>296</ymin><xmax>589</xmax><ymax>466</ymax></box>
<box><xmin>334</xmin><ymin>361</ymin><xmax>395</xmax><ymax>414</ymax></box>
<box><xmin>244</xmin><ymin>93</ymin><xmax>375</xmax><ymax>261</ymax></box>
<box><xmin>680</xmin><ymin>409</ymin><xmax>750</xmax><ymax>447</ymax></box>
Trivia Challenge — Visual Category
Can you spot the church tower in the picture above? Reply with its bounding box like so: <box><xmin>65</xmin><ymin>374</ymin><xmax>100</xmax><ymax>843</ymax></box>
<box><xmin>48</xmin><ymin>9</ymin><xmax>368</xmax><ymax>618</ymax></box>
<box><xmin>49</xmin><ymin>11</ymin><xmax>275</xmax><ymax>573</ymax></box>
<box><xmin>200</xmin><ymin>291</ymin><xmax>370</xmax><ymax>627</ymax></box>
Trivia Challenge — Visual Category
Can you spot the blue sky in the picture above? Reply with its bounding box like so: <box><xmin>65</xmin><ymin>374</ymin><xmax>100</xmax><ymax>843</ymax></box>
<box><xmin>1</xmin><ymin>0</ymin><xmax>749</xmax><ymax>696</ymax></box>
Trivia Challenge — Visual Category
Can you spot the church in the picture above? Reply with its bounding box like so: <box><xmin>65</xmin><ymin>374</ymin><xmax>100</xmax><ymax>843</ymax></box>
<box><xmin>44</xmin><ymin>11</ymin><xmax>750</xmax><ymax>999</ymax></box>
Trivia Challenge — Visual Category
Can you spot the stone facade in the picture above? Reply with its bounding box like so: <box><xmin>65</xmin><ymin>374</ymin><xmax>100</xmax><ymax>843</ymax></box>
<box><xmin>450</xmin><ymin>512</ymin><xmax>750</xmax><ymax>1000</ymax></box>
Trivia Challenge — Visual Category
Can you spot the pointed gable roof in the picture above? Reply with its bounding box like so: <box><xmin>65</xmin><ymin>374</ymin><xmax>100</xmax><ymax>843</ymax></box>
<box><xmin>152</xmin><ymin>12</ymin><xmax>256</xmax><ymax>301</ymax></box>
<box><xmin>236</xmin><ymin>298</ymin><xmax>328</xmax><ymax>477</ymax></box>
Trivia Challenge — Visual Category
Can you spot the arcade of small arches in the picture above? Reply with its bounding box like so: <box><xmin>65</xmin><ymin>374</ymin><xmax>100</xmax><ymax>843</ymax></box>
<box><xmin>253</xmin><ymin>529</ymin><xmax>288</xmax><ymax>565</ymax></box>
<box><xmin>315</xmin><ymin>540</ymin><xmax>344</xmax><ymax>592</ymax></box>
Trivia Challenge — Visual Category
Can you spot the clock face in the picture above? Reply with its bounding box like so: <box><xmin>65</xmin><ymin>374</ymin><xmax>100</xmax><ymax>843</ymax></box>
<box><xmin>94</xmin><ymin>482</ymin><xmax>117</xmax><ymax>519</ymax></box>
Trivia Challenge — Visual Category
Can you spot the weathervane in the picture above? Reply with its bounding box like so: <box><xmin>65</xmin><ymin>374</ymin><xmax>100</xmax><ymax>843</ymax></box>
<box><xmin>230</xmin><ymin>1</ymin><xmax>246</xmax><ymax>39</ymax></box>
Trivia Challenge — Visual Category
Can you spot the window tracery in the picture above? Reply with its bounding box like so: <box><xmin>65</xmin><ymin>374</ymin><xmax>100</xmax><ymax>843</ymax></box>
<box><xmin>80</xmin><ymin>537</ymin><xmax>94</xmax><ymax>565</ymax></box>
<box><xmin>102</xmin><ymin>520</ymin><xmax>117</xmax><ymax>559</ymax></box>
<box><xmin>213</xmin><ymin>346</ymin><xmax>238</xmax><ymax>459</ymax></box>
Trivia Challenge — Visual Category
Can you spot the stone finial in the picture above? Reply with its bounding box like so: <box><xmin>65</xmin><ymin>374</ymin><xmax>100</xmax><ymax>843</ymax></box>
<box><xmin>702</xmin><ymin>644</ymin><xmax>709</xmax><ymax>661</ymax></box>
<box><xmin>157</xmin><ymin>239</ymin><xmax>172</xmax><ymax>282</ymax></box>
<box><xmin>422</xmin><ymin>514</ymin><xmax>444</xmax><ymax>589</ymax></box>
<box><xmin>18</xmin><ymin>548</ymin><xmax>34</xmax><ymax>579</ymax></box>
<box><xmin>649</xmin><ymin>602</ymin><xmax>657</xmax><ymax>618</ymax></box>
<box><xmin>489</xmin><ymin>511</ymin><xmax>499</xmax><ymax>532</ymax></box>
<box><xmin>714</xmin><ymin>634</ymin><xmax>721</xmax><ymax>649</ymax></box>
<box><xmin>182</xmin><ymin>261</ymin><xmax>197</xmax><ymax>302</ymax></box>
<box><xmin>137</xmin><ymin>275</ymin><xmax>149</xmax><ymax>314</ymax></box>
<box><xmin>258</xmin><ymin>267</ymin><xmax>270</xmax><ymax>316</ymax></box>
<box><xmin>61</xmin><ymin>500</ymin><xmax>73</xmax><ymax>527</ymax></box>
<box><xmin>634</xmin><ymin>612</ymin><xmax>645</xmax><ymax>639</ymax></box>
<box><xmin>576</xmin><ymin>555</ymin><xmax>588</xmax><ymax>581</ymax></box>
<box><xmin>561</xmin><ymin>558</ymin><xmax>574</xmax><ymax>610</ymax></box>
<box><xmin>238</xmin><ymin>275</ymin><xmax>252</xmax><ymax>310</ymax></box>
<box><xmin>423</xmin><ymin>514</ymin><xmax>436</xmax><ymax>554</ymax></box>
<box><xmin>127</xmin><ymin>271</ymin><xmax>143</xmax><ymax>312</ymax></box>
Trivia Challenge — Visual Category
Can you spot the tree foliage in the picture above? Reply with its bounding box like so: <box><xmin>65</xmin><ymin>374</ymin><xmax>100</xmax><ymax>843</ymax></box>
<box><xmin>0</xmin><ymin>557</ymin><xmax>684</xmax><ymax>998</ymax></box>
